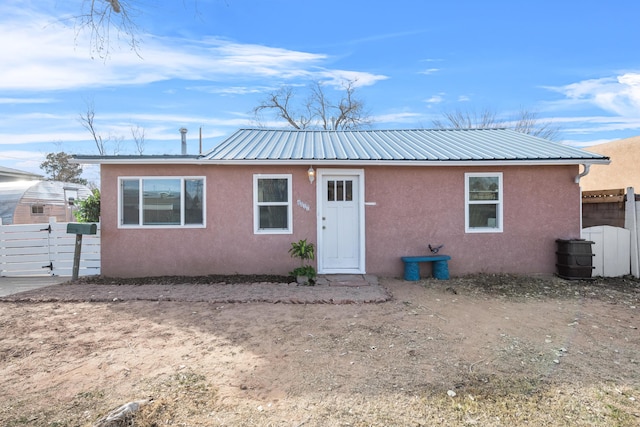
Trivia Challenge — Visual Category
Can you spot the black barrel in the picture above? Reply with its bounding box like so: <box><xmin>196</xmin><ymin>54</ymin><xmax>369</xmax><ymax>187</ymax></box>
<box><xmin>555</xmin><ymin>239</ymin><xmax>595</xmax><ymax>280</ymax></box>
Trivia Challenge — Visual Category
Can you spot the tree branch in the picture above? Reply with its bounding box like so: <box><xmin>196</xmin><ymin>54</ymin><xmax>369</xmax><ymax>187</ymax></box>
<box><xmin>253</xmin><ymin>80</ymin><xmax>371</xmax><ymax>130</ymax></box>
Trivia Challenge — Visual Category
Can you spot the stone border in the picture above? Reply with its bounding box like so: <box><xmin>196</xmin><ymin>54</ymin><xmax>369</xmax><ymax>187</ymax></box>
<box><xmin>0</xmin><ymin>275</ymin><xmax>392</xmax><ymax>305</ymax></box>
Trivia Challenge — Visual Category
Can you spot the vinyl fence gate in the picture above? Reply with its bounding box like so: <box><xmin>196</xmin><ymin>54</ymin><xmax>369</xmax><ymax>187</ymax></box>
<box><xmin>0</xmin><ymin>218</ymin><xmax>100</xmax><ymax>277</ymax></box>
<box><xmin>581</xmin><ymin>186</ymin><xmax>640</xmax><ymax>278</ymax></box>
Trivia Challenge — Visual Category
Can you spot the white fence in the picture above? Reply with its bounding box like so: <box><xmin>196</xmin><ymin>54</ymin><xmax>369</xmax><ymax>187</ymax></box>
<box><xmin>0</xmin><ymin>218</ymin><xmax>100</xmax><ymax>277</ymax></box>
<box><xmin>626</xmin><ymin>187</ymin><xmax>640</xmax><ymax>278</ymax></box>
<box><xmin>582</xmin><ymin>225</ymin><xmax>630</xmax><ymax>277</ymax></box>
<box><xmin>581</xmin><ymin>187</ymin><xmax>640</xmax><ymax>278</ymax></box>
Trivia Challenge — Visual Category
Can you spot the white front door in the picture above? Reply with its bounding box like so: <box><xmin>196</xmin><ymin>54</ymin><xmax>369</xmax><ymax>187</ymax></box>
<box><xmin>317</xmin><ymin>169</ymin><xmax>365</xmax><ymax>274</ymax></box>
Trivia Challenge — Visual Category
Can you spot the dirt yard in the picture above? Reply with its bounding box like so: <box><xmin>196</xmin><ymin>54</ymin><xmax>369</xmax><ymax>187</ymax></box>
<box><xmin>1</xmin><ymin>274</ymin><xmax>639</xmax><ymax>426</ymax></box>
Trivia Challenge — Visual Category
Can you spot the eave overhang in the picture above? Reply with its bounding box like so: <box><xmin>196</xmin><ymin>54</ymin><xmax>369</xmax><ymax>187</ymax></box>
<box><xmin>72</xmin><ymin>156</ymin><xmax>611</xmax><ymax>167</ymax></box>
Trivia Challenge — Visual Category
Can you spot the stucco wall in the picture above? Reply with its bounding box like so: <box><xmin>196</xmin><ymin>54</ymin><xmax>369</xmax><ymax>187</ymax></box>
<box><xmin>364</xmin><ymin>165</ymin><xmax>581</xmax><ymax>277</ymax></box>
<box><xmin>100</xmin><ymin>163</ymin><xmax>581</xmax><ymax>278</ymax></box>
<box><xmin>100</xmin><ymin>164</ymin><xmax>317</xmax><ymax>277</ymax></box>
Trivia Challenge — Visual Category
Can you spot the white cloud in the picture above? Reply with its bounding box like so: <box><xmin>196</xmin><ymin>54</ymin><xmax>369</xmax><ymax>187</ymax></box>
<box><xmin>313</xmin><ymin>69</ymin><xmax>388</xmax><ymax>88</ymax></box>
<box><xmin>0</xmin><ymin>131</ymin><xmax>84</xmax><ymax>145</ymax></box>
<box><xmin>0</xmin><ymin>97</ymin><xmax>57</xmax><ymax>104</ymax></box>
<box><xmin>0</xmin><ymin>149</ymin><xmax>48</xmax><ymax>162</ymax></box>
<box><xmin>0</xmin><ymin>5</ymin><xmax>387</xmax><ymax>92</ymax></box>
<box><xmin>419</xmin><ymin>68</ymin><xmax>440</xmax><ymax>75</ymax></box>
<box><xmin>551</xmin><ymin>115</ymin><xmax>640</xmax><ymax>132</ymax></box>
<box><xmin>0</xmin><ymin>109</ymin><xmax>254</xmax><ymax>147</ymax></box>
<box><xmin>425</xmin><ymin>93</ymin><xmax>445</xmax><ymax>104</ymax></box>
<box><xmin>373</xmin><ymin>112</ymin><xmax>424</xmax><ymax>124</ymax></box>
<box><xmin>545</xmin><ymin>114</ymin><xmax>640</xmax><ymax>146</ymax></box>
<box><xmin>0</xmin><ymin>2</ymin><xmax>389</xmax><ymax>158</ymax></box>
<box><xmin>194</xmin><ymin>86</ymin><xmax>268</xmax><ymax>95</ymax></box>
<box><xmin>547</xmin><ymin>73</ymin><xmax>640</xmax><ymax>117</ymax></box>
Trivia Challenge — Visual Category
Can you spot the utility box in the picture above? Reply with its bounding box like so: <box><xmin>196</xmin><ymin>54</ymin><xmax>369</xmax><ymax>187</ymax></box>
<box><xmin>556</xmin><ymin>239</ymin><xmax>595</xmax><ymax>280</ymax></box>
<box><xmin>67</xmin><ymin>223</ymin><xmax>97</xmax><ymax>235</ymax></box>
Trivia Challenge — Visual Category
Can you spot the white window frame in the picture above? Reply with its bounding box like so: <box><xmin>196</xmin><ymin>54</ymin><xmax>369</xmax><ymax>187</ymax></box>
<box><xmin>118</xmin><ymin>176</ymin><xmax>206</xmax><ymax>229</ymax></box>
<box><xmin>465</xmin><ymin>172</ymin><xmax>503</xmax><ymax>233</ymax></box>
<box><xmin>253</xmin><ymin>174</ymin><xmax>293</xmax><ymax>234</ymax></box>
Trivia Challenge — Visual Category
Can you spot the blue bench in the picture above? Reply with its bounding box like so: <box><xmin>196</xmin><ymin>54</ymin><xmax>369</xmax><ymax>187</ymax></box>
<box><xmin>401</xmin><ymin>255</ymin><xmax>451</xmax><ymax>281</ymax></box>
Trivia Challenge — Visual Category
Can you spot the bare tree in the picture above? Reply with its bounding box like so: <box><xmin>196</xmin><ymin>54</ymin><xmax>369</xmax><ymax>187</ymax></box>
<box><xmin>432</xmin><ymin>107</ymin><xmax>561</xmax><ymax>141</ymax></box>
<box><xmin>79</xmin><ymin>101</ymin><xmax>123</xmax><ymax>154</ymax></box>
<box><xmin>253</xmin><ymin>80</ymin><xmax>371</xmax><ymax>130</ymax></box>
<box><xmin>131</xmin><ymin>124</ymin><xmax>146</xmax><ymax>154</ymax></box>
<box><xmin>79</xmin><ymin>101</ymin><xmax>107</xmax><ymax>155</ymax></box>
<box><xmin>432</xmin><ymin>108</ymin><xmax>499</xmax><ymax>130</ymax></box>
<box><xmin>110</xmin><ymin>133</ymin><xmax>124</xmax><ymax>154</ymax></box>
<box><xmin>254</xmin><ymin>87</ymin><xmax>310</xmax><ymax>129</ymax></box>
<box><xmin>329</xmin><ymin>80</ymin><xmax>369</xmax><ymax>130</ymax></box>
<box><xmin>74</xmin><ymin>0</ymin><xmax>141</xmax><ymax>59</ymax></box>
<box><xmin>510</xmin><ymin>109</ymin><xmax>560</xmax><ymax>141</ymax></box>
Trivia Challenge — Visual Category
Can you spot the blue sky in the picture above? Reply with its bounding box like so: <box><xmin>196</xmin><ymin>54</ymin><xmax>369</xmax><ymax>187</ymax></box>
<box><xmin>1</xmin><ymin>0</ymin><xmax>639</xmax><ymax>184</ymax></box>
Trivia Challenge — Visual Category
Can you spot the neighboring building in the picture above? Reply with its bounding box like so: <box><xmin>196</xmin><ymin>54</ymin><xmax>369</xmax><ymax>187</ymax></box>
<box><xmin>75</xmin><ymin>128</ymin><xmax>609</xmax><ymax>278</ymax></box>
<box><xmin>580</xmin><ymin>135</ymin><xmax>640</xmax><ymax>192</ymax></box>
<box><xmin>0</xmin><ymin>180</ymin><xmax>92</xmax><ymax>225</ymax></box>
<box><xmin>0</xmin><ymin>165</ymin><xmax>42</xmax><ymax>183</ymax></box>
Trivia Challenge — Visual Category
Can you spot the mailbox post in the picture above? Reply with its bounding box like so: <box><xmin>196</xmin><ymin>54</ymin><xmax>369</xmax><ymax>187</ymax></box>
<box><xmin>66</xmin><ymin>223</ymin><xmax>97</xmax><ymax>280</ymax></box>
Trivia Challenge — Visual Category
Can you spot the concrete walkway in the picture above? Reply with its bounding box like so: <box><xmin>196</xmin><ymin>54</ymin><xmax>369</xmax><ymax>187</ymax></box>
<box><xmin>0</xmin><ymin>276</ymin><xmax>69</xmax><ymax>297</ymax></box>
<box><xmin>0</xmin><ymin>274</ymin><xmax>391</xmax><ymax>304</ymax></box>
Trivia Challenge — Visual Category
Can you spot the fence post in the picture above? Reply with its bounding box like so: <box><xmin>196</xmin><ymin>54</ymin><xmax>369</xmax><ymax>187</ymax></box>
<box><xmin>625</xmin><ymin>187</ymin><xmax>639</xmax><ymax>278</ymax></box>
<box><xmin>0</xmin><ymin>218</ymin><xmax>4</xmax><ymax>276</ymax></box>
<box><xmin>72</xmin><ymin>234</ymin><xmax>83</xmax><ymax>281</ymax></box>
<box><xmin>48</xmin><ymin>217</ymin><xmax>58</xmax><ymax>276</ymax></box>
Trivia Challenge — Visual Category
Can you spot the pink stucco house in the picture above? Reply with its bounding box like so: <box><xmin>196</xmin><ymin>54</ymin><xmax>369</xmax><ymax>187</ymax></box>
<box><xmin>75</xmin><ymin>128</ymin><xmax>609</xmax><ymax>279</ymax></box>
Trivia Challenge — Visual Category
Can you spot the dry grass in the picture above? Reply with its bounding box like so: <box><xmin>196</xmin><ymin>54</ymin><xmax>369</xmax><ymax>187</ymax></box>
<box><xmin>123</xmin><ymin>375</ymin><xmax>639</xmax><ymax>427</ymax></box>
<box><xmin>1</xmin><ymin>274</ymin><xmax>638</xmax><ymax>426</ymax></box>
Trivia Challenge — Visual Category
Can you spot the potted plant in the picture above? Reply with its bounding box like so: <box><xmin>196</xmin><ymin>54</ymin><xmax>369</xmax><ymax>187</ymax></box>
<box><xmin>288</xmin><ymin>239</ymin><xmax>316</xmax><ymax>285</ymax></box>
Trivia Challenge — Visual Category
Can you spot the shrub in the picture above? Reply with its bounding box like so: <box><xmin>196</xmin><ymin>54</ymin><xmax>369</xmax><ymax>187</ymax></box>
<box><xmin>74</xmin><ymin>188</ymin><xmax>100</xmax><ymax>223</ymax></box>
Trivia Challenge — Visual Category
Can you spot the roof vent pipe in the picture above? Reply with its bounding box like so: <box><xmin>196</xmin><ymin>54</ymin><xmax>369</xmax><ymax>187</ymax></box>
<box><xmin>574</xmin><ymin>164</ymin><xmax>590</xmax><ymax>184</ymax></box>
<box><xmin>179</xmin><ymin>127</ymin><xmax>188</xmax><ymax>155</ymax></box>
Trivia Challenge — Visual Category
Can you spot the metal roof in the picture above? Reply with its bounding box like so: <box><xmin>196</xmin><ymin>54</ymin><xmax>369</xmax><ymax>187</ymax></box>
<box><xmin>74</xmin><ymin>154</ymin><xmax>199</xmax><ymax>161</ymax></box>
<box><xmin>0</xmin><ymin>165</ymin><xmax>43</xmax><ymax>181</ymax></box>
<box><xmin>73</xmin><ymin>128</ymin><xmax>610</xmax><ymax>166</ymax></box>
<box><xmin>201</xmin><ymin>128</ymin><xmax>609</xmax><ymax>165</ymax></box>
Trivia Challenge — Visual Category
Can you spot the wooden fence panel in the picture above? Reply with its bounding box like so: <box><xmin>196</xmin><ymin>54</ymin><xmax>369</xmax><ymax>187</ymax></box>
<box><xmin>582</xmin><ymin>189</ymin><xmax>626</xmax><ymax>228</ymax></box>
<box><xmin>0</xmin><ymin>218</ymin><xmax>100</xmax><ymax>277</ymax></box>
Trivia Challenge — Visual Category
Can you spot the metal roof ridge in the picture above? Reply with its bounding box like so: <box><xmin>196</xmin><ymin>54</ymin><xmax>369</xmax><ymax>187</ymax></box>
<box><xmin>233</xmin><ymin>127</ymin><xmax>512</xmax><ymax>133</ymax></box>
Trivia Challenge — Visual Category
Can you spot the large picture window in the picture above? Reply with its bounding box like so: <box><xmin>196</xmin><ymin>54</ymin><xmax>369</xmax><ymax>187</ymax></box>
<box><xmin>465</xmin><ymin>172</ymin><xmax>503</xmax><ymax>233</ymax></box>
<box><xmin>254</xmin><ymin>174</ymin><xmax>292</xmax><ymax>234</ymax></box>
<box><xmin>119</xmin><ymin>177</ymin><xmax>205</xmax><ymax>227</ymax></box>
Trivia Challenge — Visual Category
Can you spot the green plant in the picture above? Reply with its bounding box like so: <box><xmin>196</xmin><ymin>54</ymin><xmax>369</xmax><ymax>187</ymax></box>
<box><xmin>288</xmin><ymin>239</ymin><xmax>316</xmax><ymax>285</ymax></box>
<box><xmin>288</xmin><ymin>238</ymin><xmax>315</xmax><ymax>262</ymax></box>
<box><xmin>73</xmin><ymin>188</ymin><xmax>100</xmax><ymax>222</ymax></box>
<box><xmin>290</xmin><ymin>265</ymin><xmax>317</xmax><ymax>283</ymax></box>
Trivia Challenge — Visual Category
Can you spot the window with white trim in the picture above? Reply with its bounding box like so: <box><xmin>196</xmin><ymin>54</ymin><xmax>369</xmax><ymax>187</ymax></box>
<box><xmin>119</xmin><ymin>177</ymin><xmax>205</xmax><ymax>227</ymax></box>
<box><xmin>253</xmin><ymin>174</ymin><xmax>292</xmax><ymax>234</ymax></box>
<box><xmin>465</xmin><ymin>172</ymin><xmax>503</xmax><ymax>233</ymax></box>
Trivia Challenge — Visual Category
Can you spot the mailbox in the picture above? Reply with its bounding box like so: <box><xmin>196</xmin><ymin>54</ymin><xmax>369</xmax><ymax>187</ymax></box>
<box><xmin>67</xmin><ymin>223</ymin><xmax>97</xmax><ymax>235</ymax></box>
